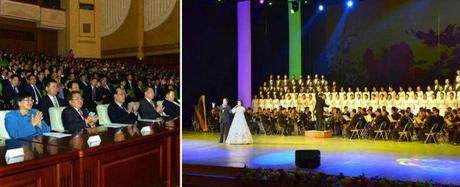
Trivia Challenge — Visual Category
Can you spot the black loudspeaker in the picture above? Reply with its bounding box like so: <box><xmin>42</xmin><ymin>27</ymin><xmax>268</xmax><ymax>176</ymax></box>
<box><xmin>295</xmin><ymin>149</ymin><xmax>320</xmax><ymax>169</ymax></box>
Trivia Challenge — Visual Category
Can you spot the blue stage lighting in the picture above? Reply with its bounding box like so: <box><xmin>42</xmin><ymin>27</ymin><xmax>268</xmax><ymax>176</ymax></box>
<box><xmin>318</xmin><ymin>4</ymin><xmax>324</xmax><ymax>11</ymax></box>
<box><xmin>347</xmin><ymin>0</ymin><xmax>353</xmax><ymax>7</ymax></box>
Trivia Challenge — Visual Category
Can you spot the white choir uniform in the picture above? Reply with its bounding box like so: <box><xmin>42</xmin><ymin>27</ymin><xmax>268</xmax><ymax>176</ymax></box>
<box><xmin>253</xmin><ymin>99</ymin><xmax>259</xmax><ymax>111</ymax></box>
<box><xmin>407</xmin><ymin>91</ymin><xmax>414</xmax><ymax>99</ymax></box>
<box><xmin>428</xmin><ymin>97</ymin><xmax>437</xmax><ymax>109</ymax></box>
<box><xmin>447</xmin><ymin>98</ymin><xmax>458</xmax><ymax>109</ymax></box>
<box><xmin>272</xmin><ymin>99</ymin><xmax>280</xmax><ymax>109</ymax></box>
<box><xmin>362</xmin><ymin>98</ymin><xmax>370</xmax><ymax>109</ymax></box>
<box><xmin>370</xmin><ymin>98</ymin><xmax>379</xmax><ymax>109</ymax></box>
<box><xmin>416</xmin><ymin>91</ymin><xmax>424</xmax><ymax>98</ymax></box>
<box><xmin>426</xmin><ymin>91</ymin><xmax>434</xmax><ymax>98</ymax></box>
<box><xmin>420</xmin><ymin>98</ymin><xmax>429</xmax><ymax>109</ymax></box>
<box><xmin>436</xmin><ymin>97</ymin><xmax>446</xmax><ymax>115</ymax></box>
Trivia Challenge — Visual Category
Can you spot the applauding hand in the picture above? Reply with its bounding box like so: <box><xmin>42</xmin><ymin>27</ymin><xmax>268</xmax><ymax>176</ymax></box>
<box><xmin>31</xmin><ymin>112</ymin><xmax>43</xmax><ymax>128</ymax></box>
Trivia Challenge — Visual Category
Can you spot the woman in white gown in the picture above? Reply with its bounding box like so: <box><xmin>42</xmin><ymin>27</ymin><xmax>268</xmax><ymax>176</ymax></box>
<box><xmin>226</xmin><ymin>100</ymin><xmax>253</xmax><ymax>144</ymax></box>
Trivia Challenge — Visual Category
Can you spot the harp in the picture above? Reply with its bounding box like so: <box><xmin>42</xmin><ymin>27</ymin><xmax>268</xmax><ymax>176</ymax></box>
<box><xmin>193</xmin><ymin>95</ymin><xmax>208</xmax><ymax>131</ymax></box>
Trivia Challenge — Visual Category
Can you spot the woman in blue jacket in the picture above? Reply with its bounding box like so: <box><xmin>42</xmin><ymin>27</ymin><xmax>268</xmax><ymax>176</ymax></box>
<box><xmin>5</xmin><ymin>93</ymin><xmax>51</xmax><ymax>139</ymax></box>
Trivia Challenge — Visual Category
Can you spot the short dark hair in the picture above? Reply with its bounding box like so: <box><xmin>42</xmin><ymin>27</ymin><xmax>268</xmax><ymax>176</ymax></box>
<box><xmin>67</xmin><ymin>91</ymin><xmax>81</xmax><ymax>102</ymax></box>
<box><xmin>10</xmin><ymin>74</ymin><xmax>20</xmax><ymax>79</ymax></box>
<box><xmin>26</xmin><ymin>74</ymin><xmax>36</xmax><ymax>80</ymax></box>
<box><xmin>14</xmin><ymin>92</ymin><xmax>33</xmax><ymax>109</ymax></box>
<box><xmin>67</xmin><ymin>81</ymin><xmax>79</xmax><ymax>89</ymax></box>
<box><xmin>143</xmin><ymin>86</ymin><xmax>153</xmax><ymax>94</ymax></box>
<box><xmin>46</xmin><ymin>80</ymin><xmax>58</xmax><ymax>87</ymax></box>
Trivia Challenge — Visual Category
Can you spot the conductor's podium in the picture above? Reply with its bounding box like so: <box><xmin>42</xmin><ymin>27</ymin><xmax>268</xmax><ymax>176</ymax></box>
<box><xmin>0</xmin><ymin>118</ymin><xmax>180</xmax><ymax>187</ymax></box>
<box><xmin>304</xmin><ymin>130</ymin><xmax>333</xmax><ymax>138</ymax></box>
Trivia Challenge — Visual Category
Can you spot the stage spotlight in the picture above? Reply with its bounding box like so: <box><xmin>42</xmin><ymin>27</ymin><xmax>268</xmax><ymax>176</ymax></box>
<box><xmin>269</xmin><ymin>1</ymin><xmax>272</xmax><ymax>6</ymax></box>
<box><xmin>318</xmin><ymin>4</ymin><xmax>324</xmax><ymax>11</ymax></box>
<box><xmin>259</xmin><ymin>0</ymin><xmax>264</xmax><ymax>5</ymax></box>
<box><xmin>291</xmin><ymin>0</ymin><xmax>299</xmax><ymax>13</ymax></box>
<box><xmin>347</xmin><ymin>0</ymin><xmax>353</xmax><ymax>7</ymax></box>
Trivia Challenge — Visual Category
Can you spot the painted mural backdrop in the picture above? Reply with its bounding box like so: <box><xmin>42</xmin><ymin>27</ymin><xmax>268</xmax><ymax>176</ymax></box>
<box><xmin>319</xmin><ymin>0</ymin><xmax>460</xmax><ymax>87</ymax></box>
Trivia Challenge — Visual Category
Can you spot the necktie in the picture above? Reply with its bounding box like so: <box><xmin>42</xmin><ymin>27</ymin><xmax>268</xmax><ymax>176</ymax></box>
<box><xmin>52</xmin><ymin>96</ymin><xmax>60</xmax><ymax>107</ymax></box>
<box><xmin>92</xmin><ymin>87</ymin><xmax>96</xmax><ymax>100</ymax></box>
<box><xmin>34</xmin><ymin>85</ymin><xmax>42</xmax><ymax>98</ymax></box>
<box><xmin>121</xmin><ymin>105</ymin><xmax>127</xmax><ymax>112</ymax></box>
<box><xmin>32</xmin><ymin>86</ymin><xmax>39</xmax><ymax>104</ymax></box>
<box><xmin>13</xmin><ymin>86</ymin><xmax>19</xmax><ymax>94</ymax></box>
<box><xmin>77</xmin><ymin>109</ymin><xmax>85</xmax><ymax>120</ymax></box>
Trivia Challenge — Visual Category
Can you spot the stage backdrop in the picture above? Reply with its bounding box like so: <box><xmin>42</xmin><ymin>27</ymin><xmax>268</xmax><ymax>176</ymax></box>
<box><xmin>311</xmin><ymin>0</ymin><xmax>460</xmax><ymax>87</ymax></box>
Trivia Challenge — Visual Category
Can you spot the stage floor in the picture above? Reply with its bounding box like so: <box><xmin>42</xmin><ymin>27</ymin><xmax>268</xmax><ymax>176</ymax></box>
<box><xmin>183</xmin><ymin>132</ymin><xmax>460</xmax><ymax>185</ymax></box>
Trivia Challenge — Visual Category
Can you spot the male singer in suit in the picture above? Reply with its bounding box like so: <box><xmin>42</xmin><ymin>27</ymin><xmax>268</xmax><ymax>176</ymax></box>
<box><xmin>108</xmin><ymin>88</ymin><xmax>137</xmax><ymax>124</ymax></box>
<box><xmin>138</xmin><ymin>87</ymin><xmax>164</xmax><ymax>120</ymax></box>
<box><xmin>39</xmin><ymin>80</ymin><xmax>66</xmax><ymax>125</ymax></box>
<box><xmin>314</xmin><ymin>93</ymin><xmax>329</xmax><ymax>131</ymax></box>
<box><xmin>163</xmin><ymin>90</ymin><xmax>180</xmax><ymax>118</ymax></box>
<box><xmin>218</xmin><ymin>98</ymin><xmax>231</xmax><ymax>143</ymax></box>
<box><xmin>62</xmin><ymin>91</ymin><xmax>98</xmax><ymax>134</ymax></box>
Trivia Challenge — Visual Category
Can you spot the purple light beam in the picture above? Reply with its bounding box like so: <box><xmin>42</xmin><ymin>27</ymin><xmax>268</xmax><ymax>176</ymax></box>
<box><xmin>238</xmin><ymin>0</ymin><xmax>252</xmax><ymax>107</ymax></box>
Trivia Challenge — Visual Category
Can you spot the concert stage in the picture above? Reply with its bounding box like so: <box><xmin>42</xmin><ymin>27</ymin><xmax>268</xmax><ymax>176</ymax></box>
<box><xmin>183</xmin><ymin>132</ymin><xmax>460</xmax><ymax>185</ymax></box>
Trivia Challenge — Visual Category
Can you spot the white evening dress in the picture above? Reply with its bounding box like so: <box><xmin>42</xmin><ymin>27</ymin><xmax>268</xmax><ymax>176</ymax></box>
<box><xmin>225</xmin><ymin>106</ymin><xmax>253</xmax><ymax>144</ymax></box>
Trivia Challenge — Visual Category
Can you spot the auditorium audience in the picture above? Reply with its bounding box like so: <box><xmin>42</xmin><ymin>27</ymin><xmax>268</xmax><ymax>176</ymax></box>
<box><xmin>5</xmin><ymin>93</ymin><xmax>51</xmax><ymax>139</ymax></box>
<box><xmin>0</xmin><ymin>48</ymin><xmax>178</xmax><ymax>136</ymax></box>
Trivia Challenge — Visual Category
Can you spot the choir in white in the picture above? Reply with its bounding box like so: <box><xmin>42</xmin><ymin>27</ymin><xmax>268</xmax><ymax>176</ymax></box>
<box><xmin>252</xmin><ymin>70</ymin><xmax>460</xmax><ymax>116</ymax></box>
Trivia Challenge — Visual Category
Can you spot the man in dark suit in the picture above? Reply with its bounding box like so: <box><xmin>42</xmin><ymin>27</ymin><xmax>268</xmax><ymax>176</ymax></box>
<box><xmin>23</xmin><ymin>75</ymin><xmax>43</xmax><ymax>109</ymax></box>
<box><xmin>163</xmin><ymin>90</ymin><xmax>180</xmax><ymax>118</ymax></box>
<box><xmin>218</xmin><ymin>98</ymin><xmax>231</xmax><ymax>143</ymax></box>
<box><xmin>62</xmin><ymin>91</ymin><xmax>98</xmax><ymax>134</ymax></box>
<box><xmin>39</xmin><ymin>80</ymin><xmax>66</xmax><ymax>126</ymax></box>
<box><xmin>78</xmin><ymin>74</ymin><xmax>90</xmax><ymax>92</ymax></box>
<box><xmin>138</xmin><ymin>87</ymin><xmax>164</xmax><ymax>120</ymax></box>
<box><xmin>108</xmin><ymin>88</ymin><xmax>137</xmax><ymax>124</ymax></box>
<box><xmin>314</xmin><ymin>93</ymin><xmax>329</xmax><ymax>131</ymax></box>
<box><xmin>2</xmin><ymin>74</ymin><xmax>22</xmax><ymax>109</ymax></box>
<box><xmin>99</xmin><ymin>77</ymin><xmax>114</xmax><ymax>104</ymax></box>
<box><xmin>82</xmin><ymin>77</ymin><xmax>100</xmax><ymax>112</ymax></box>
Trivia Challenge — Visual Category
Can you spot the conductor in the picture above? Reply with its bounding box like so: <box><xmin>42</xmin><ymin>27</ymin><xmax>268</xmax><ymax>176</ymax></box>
<box><xmin>314</xmin><ymin>92</ymin><xmax>329</xmax><ymax>131</ymax></box>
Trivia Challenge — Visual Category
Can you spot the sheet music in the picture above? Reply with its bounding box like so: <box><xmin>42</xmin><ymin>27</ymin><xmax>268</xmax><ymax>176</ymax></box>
<box><xmin>42</xmin><ymin>132</ymin><xmax>72</xmax><ymax>138</ymax></box>
<box><xmin>105</xmin><ymin>123</ymin><xmax>132</xmax><ymax>128</ymax></box>
<box><xmin>138</xmin><ymin>119</ymin><xmax>161</xmax><ymax>123</ymax></box>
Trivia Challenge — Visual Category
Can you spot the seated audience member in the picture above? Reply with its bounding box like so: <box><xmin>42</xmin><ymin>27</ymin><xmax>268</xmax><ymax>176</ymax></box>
<box><xmin>65</xmin><ymin>81</ymin><xmax>80</xmax><ymax>98</ymax></box>
<box><xmin>5</xmin><ymin>93</ymin><xmax>51</xmax><ymax>139</ymax></box>
<box><xmin>23</xmin><ymin>75</ymin><xmax>42</xmax><ymax>109</ymax></box>
<box><xmin>83</xmin><ymin>77</ymin><xmax>100</xmax><ymax>112</ymax></box>
<box><xmin>3</xmin><ymin>74</ymin><xmax>22</xmax><ymax>109</ymax></box>
<box><xmin>108</xmin><ymin>88</ymin><xmax>137</xmax><ymax>124</ymax></box>
<box><xmin>138</xmin><ymin>87</ymin><xmax>164</xmax><ymax>120</ymax></box>
<box><xmin>163</xmin><ymin>90</ymin><xmax>180</xmax><ymax>118</ymax></box>
<box><xmin>99</xmin><ymin>77</ymin><xmax>114</xmax><ymax>104</ymax></box>
<box><xmin>62</xmin><ymin>91</ymin><xmax>98</xmax><ymax>134</ymax></box>
<box><xmin>40</xmin><ymin>80</ymin><xmax>67</xmax><ymax>125</ymax></box>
